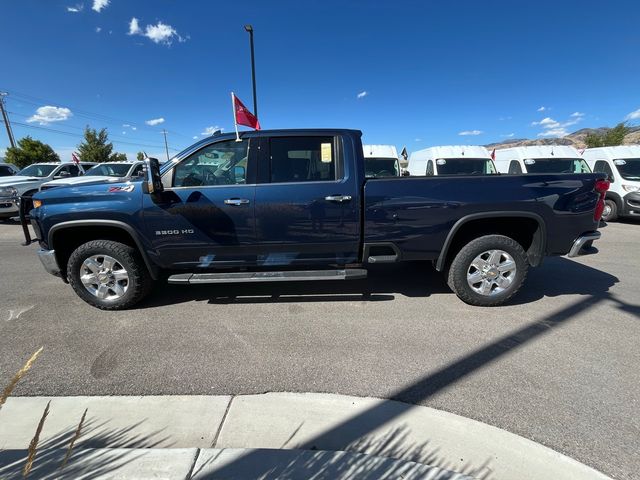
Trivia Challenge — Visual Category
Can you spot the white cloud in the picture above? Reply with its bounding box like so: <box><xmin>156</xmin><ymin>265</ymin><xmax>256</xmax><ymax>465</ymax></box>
<box><xmin>66</xmin><ymin>4</ymin><xmax>84</xmax><ymax>13</ymax></box>
<box><xmin>131</xmin><ymin>126</ymin><xmax>137</xmax><ymax>131</ymax></box>
<box><xmin>92</xmin><ymin>0</ymin><xmax>109</xmax><ymax>12</ymax></box>
<box><xmin>27</xmin><ymin>106</ymin><xmax>73</xmax><ymax>125</ymax></box>
<box><xmin>499</xmin><ymin>116</ymin><xmax>512</xmax><ymax>121</ymax></box>
<box><xmin>501</xmin><ymin>133</ymin><xmax>515</xmax><ymax>138</ymax></box>
<box><xmin>193</xmin><ymin>136</ymin><xmax>199</xmax><ymax>140</ymax></box>
<box><xmin>538</xmin><ymin>128</ymin><xmax>568</xmax><ymax>138</ymax></box>
<box><xmin>122</xmin><ymin>124</ymin><xmax>130</xmax><ymax>127</ymax></box>
<box><xmin>128</xmin><ymin>17</ymin><xmax>141</xmax><ymax>35</ymax></box>
<box><xmin>145</xmin><ymin>117</ymin><xmax>165</xmax><ymax>126</ymax></box>
<box><xmin>570</xmin><ymin>111</ymin><xmax>584</xmax><ymax>118</ymax></box>
<box><xmin>356</xmin><ymin>91</ymin><xmax>368</xmax><ymax>99</ymax></box>
<box><xmin>201</xmin><ymin>126</ymin><xmax>223</xmax><ymax>136</ymax></box>
<box><xmin>531</xmin><ymin>117</ymin><xmax>560</xmax><ymax>128</ymax></box>
<box><xmin>458</xmin><ymin>130</ymin><xmax>483</xmax><ymax>136</ymax></box>
<box><xmin>625</xmin><ymin>108</ymin><xmax>640</xmax><ymax>121</ymax></box>
<box><xmin>122</xmin><ymin>131</ymin><xmax>126</xmax><ymax>135</ymax></box>
<box><xmin>96</xmin><ymin>27</ymin><xmax>102</xmax><ymax>33</ymax></box>
<box><xmin>414</xmin><ymin>138</ymin><xmax>422</xmax><ymax>142</ymax></box>
<box><xmin>537</xmin><ymin>106</ymin><xmax>547</xmax><ymax>112</ymax></box>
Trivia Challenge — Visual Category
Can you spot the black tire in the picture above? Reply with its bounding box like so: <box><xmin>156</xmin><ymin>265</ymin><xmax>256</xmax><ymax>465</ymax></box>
<box><xmin>447</xmin><ymin>235</ymin><xmax>529</xmax><ymax>307</ymax></box>
<box><xmin>601</xmin><ymin>199</ymin><xmax>618</xmax><ymax>222</ymax></box>
<box><xmin>67</xmin><ymin>240</ymin><xmax>152</xmax><ymax>310</ymax></box>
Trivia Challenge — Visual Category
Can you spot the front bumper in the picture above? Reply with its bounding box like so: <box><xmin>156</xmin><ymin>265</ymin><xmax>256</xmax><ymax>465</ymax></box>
<box><xmin>0</xmin><ymin>196</ymin><xmax>19</xmax><ymax>218</ymax></box>
<box><xmin>567</xmin><ymin>231</ymin><xmax>601</xmax><ymax>258</ymax></box>
<box><xmin>622</xmin><ymin>192</ymin><xmax>640</xmax><ymax>216</ymax></box>
<box><xmin>37</xmin><ymin>249</ymin><xmax>61</xmax><ymax>277</ymax></box>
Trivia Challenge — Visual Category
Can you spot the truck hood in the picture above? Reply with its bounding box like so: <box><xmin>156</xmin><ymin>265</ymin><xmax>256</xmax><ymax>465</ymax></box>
<box><xmin>0</xmin><ymin>175</ymin><xmax>42</xmax><ymax>186</ymax></box>
<box><xmin>42</xmin><ymin>175</ymin><xmax>123</xmax><ymax>189</ymax></box>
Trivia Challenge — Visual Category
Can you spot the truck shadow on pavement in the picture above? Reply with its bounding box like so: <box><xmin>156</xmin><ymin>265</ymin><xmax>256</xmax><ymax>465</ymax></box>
<box><xmin>140</xmin><ymin>256</ymin><xmax>623</xmax><ymax>309</ymax></box>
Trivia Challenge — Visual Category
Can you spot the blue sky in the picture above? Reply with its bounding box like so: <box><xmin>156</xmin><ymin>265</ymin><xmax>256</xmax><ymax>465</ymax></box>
<box><xmin>1</xmin><ymin>0</ymin><xmax>640</xmax><ymax>161</ymax></box>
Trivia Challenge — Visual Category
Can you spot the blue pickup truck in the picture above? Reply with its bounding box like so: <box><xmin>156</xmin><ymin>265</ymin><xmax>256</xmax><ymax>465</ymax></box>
<box><xmin>22</xmin><ymin>129</ymin><xmax>609</xmax><ymax>310</ymax></box>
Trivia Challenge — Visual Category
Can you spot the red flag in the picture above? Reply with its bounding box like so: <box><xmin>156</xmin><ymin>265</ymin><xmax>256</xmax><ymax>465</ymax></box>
<box><xmin>490</xmin><ymin>148</ymin><xmax>496</xmax><ymax>161</ymax></box>
<box><xmin>233</xmin><ymin>94</ymin><xmax>260</xmax><ymax>130</ymax></box>
<box><xmin>71</xmin><ymin>152</ymin><xmax>80</xmax><ymax>164</ymax></box>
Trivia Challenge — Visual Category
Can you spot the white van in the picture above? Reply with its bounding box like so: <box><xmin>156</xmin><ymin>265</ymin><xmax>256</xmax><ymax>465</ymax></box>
<box><xmin>583</xmin><ymin>146</ymin><xmax>640</xmax><ymax>222</ymax></box>
<box><xmin>493</xmin><ymin>145</ymin><xmax>590</xmax><ymax>175</ymax></box>
<box><xmin>363</xmin><ymin>145</ymin><xmax>400</xmax><ymax>178</ymax></box>
<box><xmin>408</xmin><ymin>145</ymin><xmax>496</xmax><ymax>176</ymax></box>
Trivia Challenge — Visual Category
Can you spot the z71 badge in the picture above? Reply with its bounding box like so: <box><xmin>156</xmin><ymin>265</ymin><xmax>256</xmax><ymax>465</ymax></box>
<box><xmin>108</xmin><ymin>185</ymin><xmax>135</xmax><ymax>193</ymax></box>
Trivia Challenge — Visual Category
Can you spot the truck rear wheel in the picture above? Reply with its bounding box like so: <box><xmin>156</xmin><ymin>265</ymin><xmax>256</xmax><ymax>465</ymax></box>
<box><xmin>67</xmin><ymin>240</ymin><xmax>152</xmax><ymax>310</ymax></box>
<box><xmin>447</xmin><ymin>235</ymin><xmax>528</xmax><ymax>307</ymax></box>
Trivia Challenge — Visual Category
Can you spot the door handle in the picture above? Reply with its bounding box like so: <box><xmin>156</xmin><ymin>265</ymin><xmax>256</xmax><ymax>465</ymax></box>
<box><xmin>224</xmin><ymin>198</ymin><xmax>250</xmax><ymax>206</ymax></box>
<box><xmin>324</xmin><ymin>195</ymin><xmax>352</xmax><ymax>203</ymax></box>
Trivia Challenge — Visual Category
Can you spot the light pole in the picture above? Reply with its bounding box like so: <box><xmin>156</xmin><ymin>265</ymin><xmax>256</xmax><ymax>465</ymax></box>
<box><xmin>244</xmin><ymin>24</ymin><xmax>258</xmax><ymax>118</ymax></box>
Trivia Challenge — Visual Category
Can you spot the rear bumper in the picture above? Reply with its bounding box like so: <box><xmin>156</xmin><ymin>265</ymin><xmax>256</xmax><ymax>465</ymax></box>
<box><xmin>37</xmin><ymin>249</ymin><xmax>62</xmax><ymax>277</ymax></box>
<box><xmin>567</xmin><ymin>232</ymin><xmax>601</xmax><ymax>258</ymax></box>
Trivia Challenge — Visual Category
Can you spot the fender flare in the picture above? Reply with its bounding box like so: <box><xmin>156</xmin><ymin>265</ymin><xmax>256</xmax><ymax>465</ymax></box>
<box><xmin>435</xmin><ymin>211</ymin><xmax>547</xmax><ymax>271</ymax></box>
<box><xmin>48</xmin><ymin>219</ymin><xmax>159</xmax><ymax>279</ymax></box>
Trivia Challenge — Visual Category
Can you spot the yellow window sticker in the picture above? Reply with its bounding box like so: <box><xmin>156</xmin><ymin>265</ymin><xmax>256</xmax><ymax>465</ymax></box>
<box><xmin>320</xmin><ymin>143</ymin><xmax>332</xmax><ymax>163</ymax></box>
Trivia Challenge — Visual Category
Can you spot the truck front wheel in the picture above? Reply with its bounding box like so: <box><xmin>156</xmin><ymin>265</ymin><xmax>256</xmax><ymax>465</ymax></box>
<box><xmin>447</xmin><ymin>235</ymin><xmax>528</xmax><ymax>307</ymax></box>
<box><xmin>67</xmin><ymin>240</ymin><xmax>152</xmax><ymax>310</ymax></box>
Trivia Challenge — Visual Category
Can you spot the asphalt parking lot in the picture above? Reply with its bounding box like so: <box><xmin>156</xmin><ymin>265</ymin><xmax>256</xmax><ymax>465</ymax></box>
<box><xmin>1</xmin><ymin>220</ymin><xmax>639</xmax><ymax>479</ymax></box>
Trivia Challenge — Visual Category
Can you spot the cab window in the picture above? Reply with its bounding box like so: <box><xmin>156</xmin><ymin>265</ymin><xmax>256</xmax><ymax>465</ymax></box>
<box><xmin>269</xmin><ymin>136</ymin><xmax>337</xmax><ymax>183</ymax></box>
<box><xmin>508</xmin><ymin>160</ymin><xmax>522</xmax><ymax>174</ymax></box>
<box><xmin>594</xmin><ymin>160</ymin><xmax>614</xmax><ymax>182</ymax></box>
<box><xmin>173</xmin><ymin>140</ymin><xmax>249</xmax><ymax>187</ymax></box>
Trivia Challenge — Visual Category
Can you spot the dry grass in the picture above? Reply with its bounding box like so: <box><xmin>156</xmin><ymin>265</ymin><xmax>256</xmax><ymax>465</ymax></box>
<box><xmin>0</xmin><ymin>347</ymin><xmax>44</xmax><ymax>411</ymax></box>
<box><xmin>22</xmin><ymin>400</ymin><xmax>50</xmax><ymax>478</ymax></box>
<box><xmin>59</xmin><ymin>408</ymin><xmax>88</xmax><ymax>471</ymax></box>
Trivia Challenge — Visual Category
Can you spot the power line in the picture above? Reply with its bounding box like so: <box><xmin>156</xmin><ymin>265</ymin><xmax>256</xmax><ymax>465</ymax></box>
<box><xmin>2</xmin><ymin>89</ymin><xmax>193</xmax><ymax>139</ymax></box>
<box><xmin>11</xmin><ymin>121</ymin><xmax>181</xmax><ymax>151</ymax></box>
<box><xmin>7</xmin><ymin>110</ymin><xmax>174</xmax><ymax>149</ymax></box>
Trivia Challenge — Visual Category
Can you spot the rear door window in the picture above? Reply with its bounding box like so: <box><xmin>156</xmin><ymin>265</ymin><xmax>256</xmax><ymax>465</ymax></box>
<box><xmin>594</xmin><ymin>160</ymin><xmax>615</xmax><ymax>182</ymax></box>
<box><xmin>508</xmin><ymin>160</ymin><xmax>522</xmax><ymax>174</ymax></box>
<box><xmin>269</xmin><ymin>136</ymin><xmax>337</xmax><ymax>183</ymax></box>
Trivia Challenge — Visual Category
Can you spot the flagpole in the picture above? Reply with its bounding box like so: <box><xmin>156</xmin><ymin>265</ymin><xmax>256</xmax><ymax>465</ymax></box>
<box><xmin>231</xmin><ymin>92</ymin><xmax>240</xmax><ymax>142</ymax></box>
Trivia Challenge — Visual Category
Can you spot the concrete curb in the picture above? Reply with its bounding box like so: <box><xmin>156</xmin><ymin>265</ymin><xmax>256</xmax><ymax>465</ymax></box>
<box><xmin>0</xmin><ymin>448</ymin><xmax>471</xmax><ymax>479</ymax></box>
<box><xmin>0</xmin><ymin>392</ymin><xmax>612</xmax><ymax>480</ymax></box>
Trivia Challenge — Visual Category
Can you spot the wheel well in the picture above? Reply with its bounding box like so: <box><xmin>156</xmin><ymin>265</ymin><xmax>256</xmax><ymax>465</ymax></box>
<box><xmin>440</xmin><ymin>217</ymin><xmax>544</xmax><ymax>271</ymax></box>
<box><xmin>605</xmin><ymin>192</ymin><xmax>623</xmax><ymax>210</ymax></box>
<box><xmin>51</xmin><ymin>226</ymin><xmax>139</xmax><ymax>278</ymax></box>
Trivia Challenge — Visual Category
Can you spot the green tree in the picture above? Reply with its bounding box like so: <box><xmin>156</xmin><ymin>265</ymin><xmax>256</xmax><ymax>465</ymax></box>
<box><xmin>110</xmin><ymin>152</ymin><xmax>128</xmax><ymax>162</ymax></box>
<box><xmin>136</xmin><ymin>151</ymin><xmax>145</xmax><ymax>161</ymax></box>
<box><xmin>584</xmin><ymin>132</ymin><xmax>604</xmax><ymax>148</ymax></box>
<box><xmin>5</xmin><ymin>136</ymin><xmax>60</xmax><ymax>169</ymax></box>
<box><xmin>584</xmin><ymin>123</ymin><xmax>629</xmax><ymax>148</ymax></box>
<box><xmin>77</xmin><ymin>127</ymin><xmax>113</xmax><ymax>163</ymax></box>
<box><xmin>603</xmin><ymin>123</ymin><xmax>629</xmax><ymax>146</ymax></box>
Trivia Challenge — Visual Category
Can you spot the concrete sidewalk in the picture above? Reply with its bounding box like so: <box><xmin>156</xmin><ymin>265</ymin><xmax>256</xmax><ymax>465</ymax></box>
<box><xmin>0</xmin><ymin>392</ymin><xmax>612</xmax><ymax>479</ymax></box>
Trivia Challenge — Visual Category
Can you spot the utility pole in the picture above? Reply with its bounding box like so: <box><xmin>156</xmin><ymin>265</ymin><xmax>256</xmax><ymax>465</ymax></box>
<box><xmin>0</xmin><ymin>92</ymin><xmax>16</xmax><ymax>149</ymax></box>
<box><xmin>162</xmin><ymin>129</ymin><xmax>170</xmax><ymax>162</ymax></box>
<box><xmin>244</xmin><ymin>25</ymin><xmax>258</xmax><ymax>118</ymax></box>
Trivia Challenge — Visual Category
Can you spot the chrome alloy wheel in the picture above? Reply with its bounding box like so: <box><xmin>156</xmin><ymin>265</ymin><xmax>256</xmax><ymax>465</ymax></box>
<box><xmin>602</xmin><ymin>203</ymin><xmax>612</xmax><ymax>218</ymax></box>
<box><xmin>466</xmin><ymin>249</ymin><xmax>516</xmax><ymax>296</ymax></box>
<box><xmin>80</xmin><ymin>255</ymin><xmax>129</xmax><ymax>301</ymax></box>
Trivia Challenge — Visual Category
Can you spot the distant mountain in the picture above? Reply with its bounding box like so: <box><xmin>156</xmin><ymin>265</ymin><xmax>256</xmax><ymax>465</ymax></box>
<box><xmin>485</xmin><ymin>126</ymin><xmax>640</xmax><ymax>149</ymax></box>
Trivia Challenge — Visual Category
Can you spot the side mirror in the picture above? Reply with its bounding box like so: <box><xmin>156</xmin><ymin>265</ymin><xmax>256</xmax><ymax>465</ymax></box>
<box><xmin>233</xmin><ymin>165</ymin><xmax>246</xmax><ymax>182</ymax></box>
<box><xmin>143</xmin><ymin>158</ymin><xmax>164</xmax><ymax>194</ymax></box>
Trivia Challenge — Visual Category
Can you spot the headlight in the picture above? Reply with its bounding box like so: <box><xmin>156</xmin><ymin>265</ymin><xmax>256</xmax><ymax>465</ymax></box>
<box><xmin>0</xmin><ymin>186</ymin><xmax>18</xmax><ymax>198</ymax></box>
<box><xmin>622</xmin><ymin>184</ymin><xmax>640</xmax><ymax>193</ymax></box>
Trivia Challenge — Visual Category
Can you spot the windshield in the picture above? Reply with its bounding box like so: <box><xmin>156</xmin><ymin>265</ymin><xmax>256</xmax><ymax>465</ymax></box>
<box><xmin>524</xmin><ymin>158</ymin><xmax>591</xmax><ymax>174</ymax></box>
<box><xmin>17</xmin><ymin>164</ymin><xmax>58</xmax><ymax>177</ymax></box>
<box><xmin>0</xmin><ymin>165</ymin><xmax>15</xmax><ymax>177</ymax></box>
<box><xmin>436</xmin><ymin>158</ymin><xmax>496</xmax><ymax>175</ymax></box>
<box><xmin>86</xmin><ymin>163</ymin><xmax>132</xmax><ymax>177</ymax></box>
<box><xmin>365</xmin><ymin>158</ymin><xmax>399</xmax><ymax>178</ymax></box>
<box><xmin>613</xmin><ymin>158</ymin><xmax>640</xmax><ymax>180</ymax></box>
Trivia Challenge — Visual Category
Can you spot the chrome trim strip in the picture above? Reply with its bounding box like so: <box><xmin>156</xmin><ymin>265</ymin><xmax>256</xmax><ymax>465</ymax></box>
<box><xmin>568</xmin><ymin>232</ymin><xmax>601</xmax><ymax>258</ymax></box>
